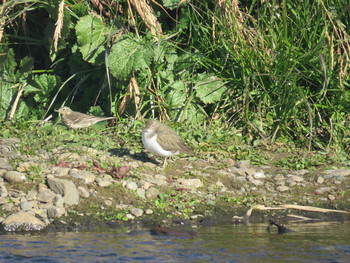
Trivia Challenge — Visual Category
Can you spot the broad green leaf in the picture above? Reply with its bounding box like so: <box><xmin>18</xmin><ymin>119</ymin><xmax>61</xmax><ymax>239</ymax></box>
<box><xmin>165</xmin><ymin>81</ymin><xmax>187</xmax><ymax>108</ymax></box>
<box><xmin>0</xmin><ymin>46</ymin><xmax>16</xmax><ymax>80</ymax></box>
<box><xmin>0</xmin><ymin>83</ymin><xmax>16</xmax><ymax>120</ymax></box>
<box><xmin>25</xmin><ymin>74</ymin><xmax>61</xmax><ymax>106</ymax></box>
<box><xmin>162</xmin><ymin>0</ymin><xmax>183</xmax><ymax>9</ymax></box>
<box><xmin>108</xmin><ymin>37</ymin><xmax>153</xmax><ymax>80</ymax></box>
<box><xmin>75</xmin><ymin>15</ymin><xmax>108</xmax><ymax>64</ymax></box>
<box><xmin>193</xmin><ymin>73</ymin><xmax>227</xmax><ymax>104</ymax></box>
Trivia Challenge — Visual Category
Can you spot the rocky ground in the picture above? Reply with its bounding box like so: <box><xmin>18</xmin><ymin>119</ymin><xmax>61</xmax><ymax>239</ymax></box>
<box><xmin>1</xmin><ymin>137</ymin><xmax>350</xmax><ymax>232</ymax></box>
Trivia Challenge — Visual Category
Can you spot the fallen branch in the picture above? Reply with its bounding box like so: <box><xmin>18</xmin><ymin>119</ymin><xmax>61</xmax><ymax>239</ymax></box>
<box><xmin>245</xmin><ymin>204</ymin><xmax>350</xmax><ymax>217</ymax></box>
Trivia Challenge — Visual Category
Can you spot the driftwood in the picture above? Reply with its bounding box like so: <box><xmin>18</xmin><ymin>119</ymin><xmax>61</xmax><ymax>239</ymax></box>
<box><xmin>245</xmin><ymin>204</ymin><xmax>350</xmax><ymax>217</ymax></box>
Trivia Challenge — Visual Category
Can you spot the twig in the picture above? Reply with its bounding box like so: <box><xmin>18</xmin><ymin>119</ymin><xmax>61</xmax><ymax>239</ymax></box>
<box><xmin>8</xmin><ymin>83</ymin><xmax>27</xmax><ymax>120</ymax></box>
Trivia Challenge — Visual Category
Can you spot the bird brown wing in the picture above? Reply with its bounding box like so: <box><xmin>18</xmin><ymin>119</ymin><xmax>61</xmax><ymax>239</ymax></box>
<box><xmin>156</xmin><ymin>130</ymin><xmax>193</xmax><ymax>154</ymax></box>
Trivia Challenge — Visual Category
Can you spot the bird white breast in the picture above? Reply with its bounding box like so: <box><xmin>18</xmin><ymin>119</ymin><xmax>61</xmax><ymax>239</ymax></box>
<box><xmin>142</xmin><ymin>131</ymin><xmax>179</xmax><ymax>157</ymax></box>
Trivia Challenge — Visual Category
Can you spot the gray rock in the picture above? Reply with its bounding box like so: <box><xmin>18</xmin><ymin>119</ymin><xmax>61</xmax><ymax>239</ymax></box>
<box><xmin>2</xmin><ymin>211</ymin><xmax>46</xmax><ymax>231</ymax></box>
<box><xmin>69</xmin><ymin>169</ymin><xmax>96</xmax><ymax>184</ymax></box>
<box><xmin>47</xmin><ymin>178</ymin><xmax>79</xmax><ymax>206</ymax></box>
<box><xmin>26</xmin><ymin>190</ymin><xmax>37</xmax><ymax>201</ymax></box>
<box><xmin>146</xmin><ymin>187</ymin><xmax>159</xmax><ymax>200</ymax></box>
<box><xmin>0</xmin><ymin>184</ymin><xmax>8</xmax><ymax>198</ymax></box>
<box><xmin>47</xmin><ymin>207</ymin><xmax>66</xmax><ymax>218</ymax></box>
<box><xmin>274</xmin><ymin>174</ymin><xmax>285</xmax><ymax>180</ymax></box>
<box><xmin>78</xmin><ymin>186</ymin><xmax>90</xmax><ymax>198</ymax></box>
<box><xmin>0</xmin><ymin>158</ymin><xmax>12</xmax><ymax>170</ymax></box>
<box><xmin>37</xmin><ymin>189</ymin><xmax>56</xmax><ymax>203</ymax></box>
<box><xmin>20</xmin><ymin>200</ymin><xmax>31</xmax><ymax>211</ymax></box>
<box><xmin>50</xmin><ymin>167</ymin><xmax>70</xmax><ymax>177</ymax></box>
<box><xmin>316</xmin><ymin>176</ymin><xmax>324</xmax><ymax>184</ymax></box>
<box><xmin>316</xmin><ymin>186</ymin><xmax>334</xmax><ymax>194</ymax></box>
<box><xmin>53</xmin><ymin>195</ymin><xmax>65</xmax><ymax>207</ymax></box>
<box><xmin>126</xmin><ymin>181</ymin><xmax>138</xmax><ymax>190</ymax></box>
<box><xmin>130</xmin><ymin>207</ymin><xmax>144</xmax><ymax>217</ymax></box>
<box><xmin>136</xmin><ymin>188</ymin><xmax>145</xmax><ymax>199</ymax></box>
<box><xmin>4</xmin><ymin>171</ymin><xmax>26</xmax><ymax>183</ymax></box>
<box><xmin>145</xmin><ymin>178</ymin><xmax>167</xmax><ymax>186</ymax></box>
<box><xmin>98</xmin><ymin>180</ymin><xmax>112</xmax><ymax>187</ymax></box>
<box><xmin>323</xmin><ymin>168</ymin><xmax>350</xmax><ymax>178</ymax></box>
<box><xmin>0</xmin><ymin>196</ymin><xmax>8</xmax><ymax>205</ymax></box>
<box><xmin>253</xmin><ymin>171</ymin><xmax>266</xmax><ymax>179</ymax></box>
<box><xmin>287</xmin><ymin>175</ymin><xmax>304</xmax><ymax>183</ymax></box>
<box><xmin>277</xmin><ymin>186</ymin><xmax>290</xmax><ymax>192</ymax></box>
<box><xmin>235</xmin><ymin>160</ymin><xmax>250</xmax><ymax>169</ymax></box>
<box><xmin>104</xmin><ymin>200</ymin><xmax>113</xmax><ymax>206</ymax></box>
<box><xmin>177</xmin><ymin>178</ymin><xmax>203</xmax><ymax>188</ymax></box>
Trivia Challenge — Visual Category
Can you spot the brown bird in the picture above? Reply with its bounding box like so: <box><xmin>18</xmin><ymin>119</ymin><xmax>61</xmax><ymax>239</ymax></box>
<box><xmin>142</xmin><ymin>119</ymin><xmax>193</xmax><ymax>167</ymax></box>
<box><xmin>55</xmin><ymin>106</ymin><xmax>116</xmax><ymax>129</ymax></box>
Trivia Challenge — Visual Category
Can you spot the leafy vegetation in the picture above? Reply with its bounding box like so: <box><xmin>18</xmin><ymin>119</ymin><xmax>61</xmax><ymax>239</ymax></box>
<box><xmin>0</xmin><ymin>0</ymin><xmax>349</xmax><ymax>155</ymax></box>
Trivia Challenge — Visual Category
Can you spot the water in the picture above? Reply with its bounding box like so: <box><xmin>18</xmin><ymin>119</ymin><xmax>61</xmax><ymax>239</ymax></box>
<box><xmin>1</xmin><ymin>221</ymin><xmax>349</xmax><ymax>262</ymax></box>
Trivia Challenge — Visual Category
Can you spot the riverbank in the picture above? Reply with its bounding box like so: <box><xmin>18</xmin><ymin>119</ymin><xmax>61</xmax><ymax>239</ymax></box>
<box><xmin>0</xmin><ymin>122</ymin><xmax>350</xmax><ymax>232</ymax></box>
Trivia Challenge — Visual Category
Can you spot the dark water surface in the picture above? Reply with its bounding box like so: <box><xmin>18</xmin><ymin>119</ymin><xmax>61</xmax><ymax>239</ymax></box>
<box><xmin>1</xmin><ymin>221</ymin><xmax>349</xmax><ymax>262</ymax></box>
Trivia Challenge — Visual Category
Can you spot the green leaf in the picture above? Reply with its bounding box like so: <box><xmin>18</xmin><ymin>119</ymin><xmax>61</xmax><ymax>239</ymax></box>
<box><xmin>193</xmin><ymin>73</ymin><xmax>227</xmax><ymax>104</ymax></box>
<box><xmin>75</xmin><ymin>15</ymin><xmax>109</xmax><ymax>64</ymax></box>
<box><xmin>108</xmin><ymin>36</ymin><xmax>153</xmax><ymax>80</ymax></box>
<box><xmin>0</xmin><ymin>83</ymin><xmax>16</xmax><ymax>120</ymax></box>
<box><xmin>25</xmin><ymin>74</ymin><xmax>61</xmax><ymax>106</ymax></box>
<box><xmin>162</xmin><ymin>0</ymin><xmax>183</xmax><ymax>9</ymax></box>
<box><xmin>0</xmin><ymin>46</ymin><xmax>17</xmax><ymax>81</ymax></box>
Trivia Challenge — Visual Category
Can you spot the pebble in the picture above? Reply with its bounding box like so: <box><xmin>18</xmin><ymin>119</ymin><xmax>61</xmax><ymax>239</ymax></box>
<box><xmin>287</xmin><ymin>175</ymin><xmax>304</xmax><ymax>183</ymax></box>
<box><xmin>253</xmin><ymin>171</ymin><xmax>266</xmax><ymax>179</ymax></box>
<box><xmin>276</xmin><ymin>186</ymin><xmax>290</xmax><ymax>192</ymax></box>
<box><xmin>0</xmin><ymin>184</ymin><xmax>8</xmax><ymax>198</ymax></box>
<box><xmin>235</xmin><ymin>160</ymin><xmax>250</xmax><ymax>169</ymax></box>
<box><xmin>125</xmin><ymin>181</ymin><xmax>138</xmax><ymax>190</ymax></box>
<box><xmin>104</xmin><ymin>200</ymin><xmax>113</xmax><ymax>206</ymax></box>
<box><xmin>4</xmin><ymin>171</ymin><xmax>26</xmax><ymax>183</ymax></box>
<box><xmin>50</xmin><ymin>167</ymin><xmax>71</xmax><ymax>177</ymax></box>
<box><xmin>316</xmin><ymin>176</ymin><xmax>324</xmax><ymax>184</ymax></box>
<box><xmin>69</xmin><ymin>169</ymin><xmax>96</xmax><ymax>184</ymax></box>
<box><xmin>78</xmin><ymin>186</ymin><xmax>90</xmax><ymax>198</ymax></box>
<box><xmin>98</xmin><ymin>181</ymin><xmax>113</xmax><ymax>187</ymax></box>
<box><xmin>145</xmin><ymin>209</ymin><xmax>153</xmax><ymax>215</ymax></box>
<box><xmin>328</xmin><ymin>194</ymin><xmax>335</xmax><ymax>201</ymax></box>
<box><xmin>136</xmin><ymin>188</ymin><xmax>146</xmax><ymax>199</ymax></box>
<box><xmin>177</xmin><ymin>178</ymin><xmax>203</xmax><ymax>188</ymax></box>
<box><xmin>130</xmin><ymin>207</ymin><xmax>144</xmax><ymax>217</ymax></box>
<box><xmin>146</xmin><ymin>187</ymin><xmax>159</xmax><ymax>200</ymax></box>
<box><xmin>37</xmin><ymin>189</ymin><xmax>56</xmax><ymax>203</ymax></box>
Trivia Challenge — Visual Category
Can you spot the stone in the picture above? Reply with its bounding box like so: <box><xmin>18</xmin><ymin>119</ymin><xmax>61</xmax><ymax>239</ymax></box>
<box><xmin>235</xmin><ymin>160</ymin><xmax>250</xmax><ymax>169</ymax></box>
<box><xmin>47</xmin><ymin>178</ymin><xmax>79</xmax><ymax>206</ymax></box>
<box><xmin>323</xmin><ymin>168</ymin><xmax>350</xmax><ymax>178</ymax></box>
<box><xmin>0</xmin><ymin>158</ymin><xmax>12</xmax><ymax>170</ymax></box>
<box><xmin>146</xmin><ymin>187</ymin><xmax>159</xmax><ymax>200</ymax></box>
<box><xmin>287</xmin><ymin>175</ymin><xmax>304</xmax><ymax>183</ymax></box>
<box><xmin>274</xmin><ymin>174</ymin><xmax>285</xmax><ymax>180</ymax></box>
<box><xmin>20</xmin><ymin>200</ymin><xmax>31</xmax><ymax>211</ymax></box>
<box><xmin>78</xmin><ymin>186</ymin><xmax>90</xmax><ymax>198</ymax></box>
<box><xmin>37</xmin><ymin>189</ymin><xmax>56</xmax><ymax>203</ymax></box>
<box><xmin>126</xmin><ymin>181</ymin><xmax>138</xmax><ymax>190</ymax></box>
<box><xmin>4</xmin><ymin>171</ymin><xmax>26</xmax><ymax>183</ymax></box>
<box><xmin>104</xmin><ymin>200</ymin><xmax>113</xmax><ymax>206</ymax></box>
<box><xmin>316</xmin><ymin>176</ymin><xmax>324</xmax><ymax>184</ymax></box>
<box><xmin>253</xmin><ymin>171</ymin><xmax>266</xmax><ymax>179</ymax></box>
<box><xmin>47</xmin><ymin>207</ymin><xmax>66</xmax><ymax>218</ymax></box>
<box><xmin>26</xmin><ymin>190</ymin><xmax>37</xmax><ymax>201</ymax></box>
<box><xmin>177</xmin><ymin>178</ymin><xmax>203</xmax><ymax>188</ymax></box>
<box><xmin>136</xmin><ymin>188</ymin><xmax>145</xmax><ymax>199</ymax></box>
<box><xmin>137</xmin><ymin>180</ymin><xmax>152</xmax><ymax>190</ymax></box>
<box><xmin>53</xmin><ymin>195</ymin><xmax>65</xmax><ymax>207</ymax></box>
<box><xmin>277</xmin><ymin>185</ymin><xmax>290</xmax><ymax>192</ymax></box>
<box><xmin>50</xmin><ymin>167</ymin><xmax>70</xmax><ymax>177</ymax></box>
<box><xmin>0</xmin><ymin>184</ymin><xmax>8</xmax><ymax>198</ymax></box>
<box><xmin>98</xmin><ymin>180</ymin><xmax>113</xmax><ymax>187</ymax></box>
<box><xmin>328</xmin><ymin>194</ymin><xmax>336</xmax><ymax>201</ymax></box>
<box><xmin>130</xmin><ymin>207</ymin><xmax>143</xmax><ymax>217</ymax></box>
<box><xmin>69</xmin><ymin>169</ymin><xmax>96</xmax><ymax>184</ymax></box>
<box><xmin>145</xmin><ymin>209</ymin><xmax>153</xmax><ymax>215</ymax></box>
<box><xmin>2</xmin><ymin>211</ymin><xmax>46</xmax><ymax>231</ymax></box>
